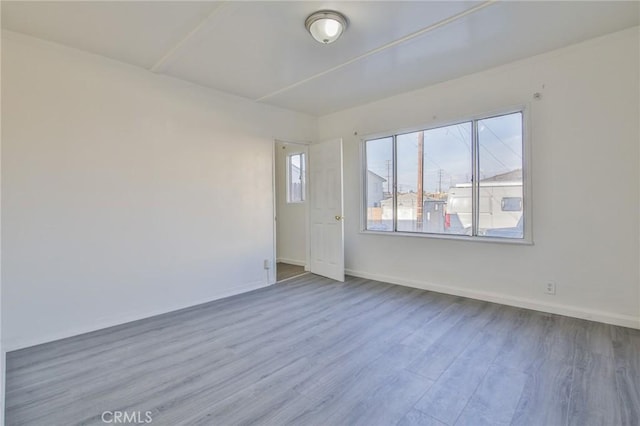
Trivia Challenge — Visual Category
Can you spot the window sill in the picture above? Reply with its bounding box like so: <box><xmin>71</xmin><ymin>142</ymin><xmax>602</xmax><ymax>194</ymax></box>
<box><xmin>359</xmin><ymin>229</ymin><xmax>533</xmax><ymax>245</ymax></box>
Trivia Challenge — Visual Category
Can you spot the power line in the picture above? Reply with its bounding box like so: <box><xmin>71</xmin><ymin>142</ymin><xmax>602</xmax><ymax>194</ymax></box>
<box><xmin>479</xmin><ymin>145</ymin><xmax>511</xmax><ymax>172</ymax></box>
<box><xmin>454</xmin><ymin>125</ymin><xmax>472</xmax><ymax>150</ymax></box>
<box><xmin>482</xmin><ymin>123</ymin><xmax>522</xmax><ymax>160</ymax></box>
<box><xmin>459</xmin><ymin>121</ymin><xmax>513</xmax><ymax>173</ymax></box>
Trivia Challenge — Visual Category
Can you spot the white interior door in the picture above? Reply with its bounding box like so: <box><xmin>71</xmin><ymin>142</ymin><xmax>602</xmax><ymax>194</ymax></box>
<box><xmin>309</xmin><ymin>139</ymin><xmax>344</xmax><ymax>282</ymax></box>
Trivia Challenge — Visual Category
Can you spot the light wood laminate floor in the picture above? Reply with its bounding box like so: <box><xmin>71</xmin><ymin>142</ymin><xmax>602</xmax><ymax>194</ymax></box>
<box><xmin>6</xmin><ymin>275</ymin><xmax>640</xmax><ymax>425</ymax></box>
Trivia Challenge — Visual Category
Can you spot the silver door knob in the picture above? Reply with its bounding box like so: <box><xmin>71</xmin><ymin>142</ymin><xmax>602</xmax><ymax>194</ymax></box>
<box><xmin>335</xmin><ymin>215</ymin><xmax>343</xmax><ymax>221</ymax></box>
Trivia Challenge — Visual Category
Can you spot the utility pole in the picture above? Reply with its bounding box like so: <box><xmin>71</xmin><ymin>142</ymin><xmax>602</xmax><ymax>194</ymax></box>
<box><xmin>417</xmin><ymin>131</ymin><xmax>424</xmax><ymax>230</ymax></box>
<box><xmin>438</xmin><ymin>168</ymin><xmax>443</xmax><ymax>194</ymax></box>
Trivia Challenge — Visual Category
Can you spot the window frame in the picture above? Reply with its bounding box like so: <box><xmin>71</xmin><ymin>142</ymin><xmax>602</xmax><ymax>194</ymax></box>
<box><xmin>360</xmin><ymin>106</ymin><xmax>532</xmax><ymax>244</ymax></box>
<box><xmin>286</xmin><ymin>152</ymin><xmax>306</xmax><ymax>204</ymax></box>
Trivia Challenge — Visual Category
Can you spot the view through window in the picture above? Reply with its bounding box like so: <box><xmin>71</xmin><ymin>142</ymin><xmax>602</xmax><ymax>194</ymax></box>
<box><xmin>287</xmin><ymin>152</ymin><xmax>305</xmax><ymax>203</ymax></box>
<box><xmin>365</xmin><ymin>111</ymin><xmax>524</xmax><ymax>239</ymax></box>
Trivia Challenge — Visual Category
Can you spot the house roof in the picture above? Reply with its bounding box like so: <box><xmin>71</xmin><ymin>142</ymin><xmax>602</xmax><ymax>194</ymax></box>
<box><xmin>367</xmin><ymin>170</ymin><xmax>386</xmax><ymax>182</ymax></box>
<box><xmin>481</xmin><ymin>169</ymin><xmax>523</xmax><ymax>182</ymax></box>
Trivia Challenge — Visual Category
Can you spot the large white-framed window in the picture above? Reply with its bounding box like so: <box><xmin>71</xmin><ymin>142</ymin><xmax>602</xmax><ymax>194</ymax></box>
<box><xmin>363</xmin><ymin>110</ymin><xmax>528</xmax><ymax>241</ymax></box>
<box><xmin>286</xmin><ymin>152</ymin><xmax>306</xmax><ymax>203</ymax></box>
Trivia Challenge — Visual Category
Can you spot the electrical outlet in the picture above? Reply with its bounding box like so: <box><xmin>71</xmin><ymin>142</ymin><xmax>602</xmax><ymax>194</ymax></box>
<box><xmin>545</xmin><ymin>282</ymin><xmax>556</xmax><ymax>295</ymax></box>
<box><xmin>263</xmin><ymin>259</ymin><xmax>271</xmax><ymax>270</ymax></box>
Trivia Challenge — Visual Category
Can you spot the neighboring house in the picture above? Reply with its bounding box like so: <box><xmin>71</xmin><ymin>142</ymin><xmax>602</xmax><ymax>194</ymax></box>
<box><xmin>379</xmin><ymin>192</ymin><xmax>447</xmax><ymax>232</ymax></box>
<box><xmin>288</xmin><ymin>161</ymin><xmax>304</xmax><ymax>202</ymax></box>
<box><xmin>380</xmin><ymin>192</ymin><xmax>420</xmax><ymax>222</ymax></box>
<box><xmin>367</xmin><ymin>171</ymin><xmax>386</xmax><ymax>207</ymax></box>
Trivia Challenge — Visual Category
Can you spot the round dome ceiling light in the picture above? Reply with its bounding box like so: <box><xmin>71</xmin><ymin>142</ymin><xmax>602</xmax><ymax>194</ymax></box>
<box><xmin>305</xmin><ymin>10</ymin><xmax>348</xmax><ymax>44</ymax></box>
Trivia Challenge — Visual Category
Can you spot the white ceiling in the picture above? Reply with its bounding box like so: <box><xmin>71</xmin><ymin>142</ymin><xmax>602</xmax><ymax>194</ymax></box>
<box><xmin>2</xmin><ymin>1</ymin><xmax>639</xmax><ymax>116</ymax></box>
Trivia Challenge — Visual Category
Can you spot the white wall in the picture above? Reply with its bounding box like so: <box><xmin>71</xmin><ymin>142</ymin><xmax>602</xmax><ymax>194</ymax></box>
<box><xmin>275</xmin><ymin>141</ymin><xmax>308</xmax><ymax>267</ymax></box>
<box><xmin>0</xmin><ymin>25</ymin><xmax>4</xmax><ymax>426</ymax></box>
<box><xmin>319</xmin><ymin>27</ymin><xmax>640</xmax><ymax>328</ymax></box>
<box><xmin>1</xmin><ymin>31</ymin><xmax>316</xmax><ymax>350</ymax></box>
<box><xmin>1</xmin><ymin>13</ymin><xmax>5</xmax><ymax>424</ymax></box>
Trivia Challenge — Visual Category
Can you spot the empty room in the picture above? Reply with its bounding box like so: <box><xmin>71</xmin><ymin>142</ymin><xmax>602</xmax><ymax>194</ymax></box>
<box><xmin>1</xmin><ymin>1</ymin><xmax>639</xmax><ymax>425</ymax></box>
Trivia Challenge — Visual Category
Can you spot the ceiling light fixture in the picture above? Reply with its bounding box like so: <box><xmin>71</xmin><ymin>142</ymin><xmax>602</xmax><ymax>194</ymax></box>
<box><xmin>305</xmin><ymin>10</ymin><xmax>348</xmax><ymax>44</ymax></box>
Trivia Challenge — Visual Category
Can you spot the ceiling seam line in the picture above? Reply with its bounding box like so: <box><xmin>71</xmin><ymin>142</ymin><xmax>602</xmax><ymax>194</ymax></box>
<box><xmin>254</xmin><ymin>0</ymin><xmax>498</xmax><ymax>103</ymax></box>
<box><xmin>150</xmin><ymin>2</ymin><xmax>232</xmax><ymax>73</ymax></box>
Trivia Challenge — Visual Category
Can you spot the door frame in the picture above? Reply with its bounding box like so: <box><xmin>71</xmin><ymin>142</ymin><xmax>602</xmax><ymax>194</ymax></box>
<box><xmin>272</xmin><ymin>139</ymin><xmax>311</xmax><ymax>284</ymax></box>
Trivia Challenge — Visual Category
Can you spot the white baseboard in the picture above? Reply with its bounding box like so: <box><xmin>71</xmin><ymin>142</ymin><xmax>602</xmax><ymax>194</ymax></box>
<box><xmin>4</xmin><ymin>280</ymin><xmax>272</xmax><ymax>352</ymax></box>
<box><xmin>346</xmin><ymin>269</ymin><xmax>640</xmax><ymax>330</ymax></box>
<box><xmin>276</xmin><ymin>258</ymin><xmax>307</xmax><ymax>267</ymax></box>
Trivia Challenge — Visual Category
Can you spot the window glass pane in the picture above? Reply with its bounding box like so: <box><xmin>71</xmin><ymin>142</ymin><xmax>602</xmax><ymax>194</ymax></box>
<box><xmin>428</xmin><ymin>123</ymin><xmax>472</xmax><ymax>236</ymax></box>
<box><xmin>477</xmin><ymin>112</ymin><xmax>524</xmax><ymax>238</ymax></box>
<box><xmin>363</xmin><ymin>110</ymin><xmax>525</xmax><ymax>241</ymax></box>
<box><xmin>397</xmin><ymin>123</ymin><xmax>472</xmax><ymax>234</ymax></box>
<box><xmin>366</xmin><ymin>137</ymin><xmax>393</xmax><ymax>231</ymax></box>
<box><xmin>396</xmin><ymin>132</ymin><xmax>420</xmax><ymax>232</ymax></box>
<box><xmin>299</xmin><ymin>153</ymin><xmax>305</xmax><ymax>201</ymax></box>
<box><xmin>287</xmin><ymin>153</ymin><xmax>305</xmax><ymax>203</ymax></box>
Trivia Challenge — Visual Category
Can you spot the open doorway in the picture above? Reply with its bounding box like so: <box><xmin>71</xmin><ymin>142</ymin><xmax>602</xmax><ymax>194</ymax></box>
<box><xmin>274</xmin><ymin>141</ymin><xmax>309</xmax><ymax>282</ymax></box>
